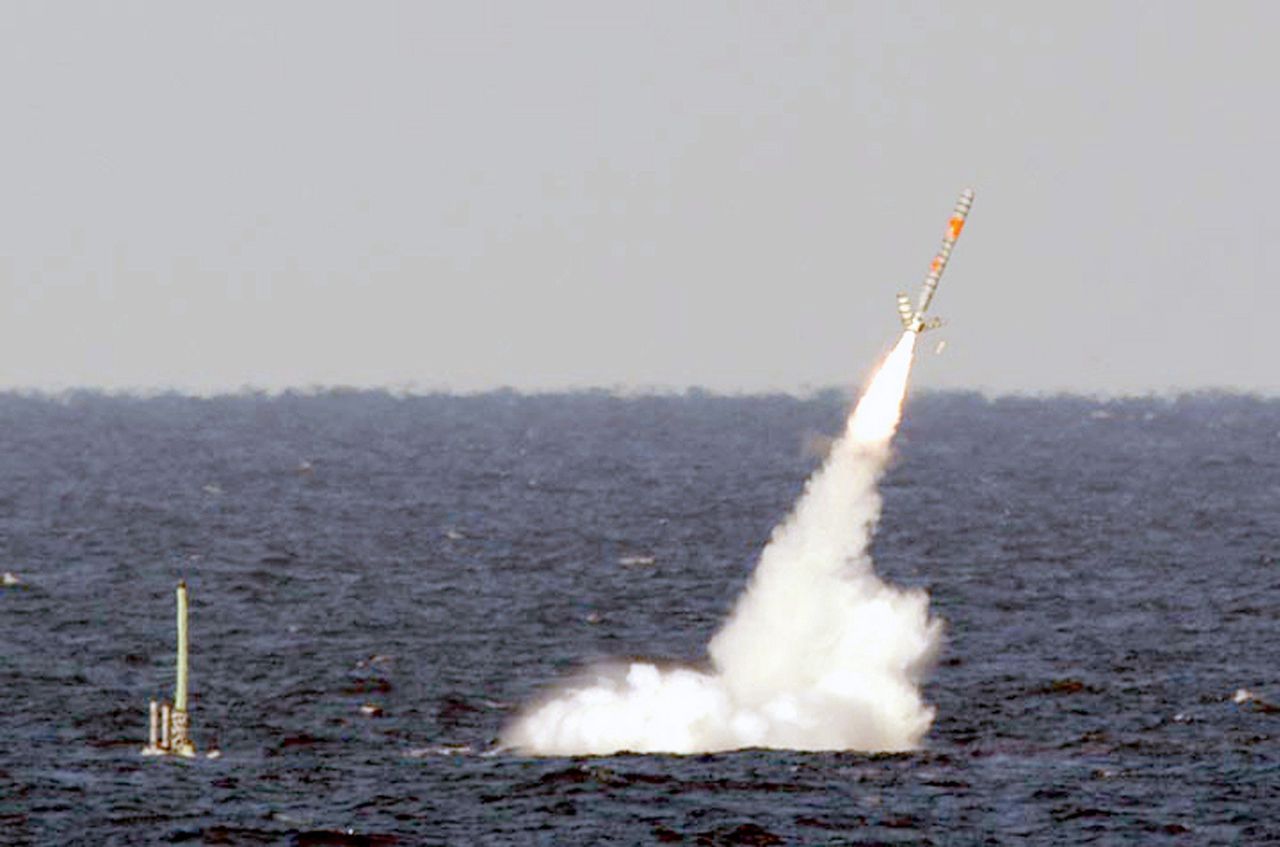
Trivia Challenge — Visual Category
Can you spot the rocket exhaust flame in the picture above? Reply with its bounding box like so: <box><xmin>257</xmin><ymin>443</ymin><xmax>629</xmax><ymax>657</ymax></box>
<box><xmin>848</xmin><ymin>331</ymin><xmax>917</xmax><ymax>445</ymax></box>
<box><xmin>502</xmin><ymin>331</ymin><xmax>940</xmax><ymax>756</ymax></box>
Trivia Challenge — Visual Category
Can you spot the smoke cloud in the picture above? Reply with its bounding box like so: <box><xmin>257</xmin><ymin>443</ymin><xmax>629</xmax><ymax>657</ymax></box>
<box><xmin>503</xmin><ymin>332</ymin><xmax>941</xmax><ymax>755</ymax></box>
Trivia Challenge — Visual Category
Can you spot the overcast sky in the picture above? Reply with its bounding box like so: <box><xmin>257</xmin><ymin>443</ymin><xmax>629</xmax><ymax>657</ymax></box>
<box><xmin>2</xmin><ymin>2</ymin><xmax>1277</xmax><ymax>395</ymax></box>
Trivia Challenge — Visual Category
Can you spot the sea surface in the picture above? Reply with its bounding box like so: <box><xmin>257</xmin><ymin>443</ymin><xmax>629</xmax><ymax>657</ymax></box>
<box><xmin>1</xmin><ymin>389</ymin><xmax>1278</xmax><ymax>845</ymax></box>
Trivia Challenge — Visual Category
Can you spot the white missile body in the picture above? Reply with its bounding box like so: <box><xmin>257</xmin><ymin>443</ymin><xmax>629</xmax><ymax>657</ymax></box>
<box><xmin>897</xmin><ymin>188</ymin><xmax>974</xmax><ymax>333</ymax></box>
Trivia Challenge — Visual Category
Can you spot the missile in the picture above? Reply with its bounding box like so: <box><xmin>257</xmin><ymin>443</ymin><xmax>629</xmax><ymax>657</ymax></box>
<box><xmin>898</xmin><ymin>188</ymin><xmax>974</xmax><ymax>333</ymax></box>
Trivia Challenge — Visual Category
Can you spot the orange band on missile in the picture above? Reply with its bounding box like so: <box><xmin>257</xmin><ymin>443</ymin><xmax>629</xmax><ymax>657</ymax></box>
<box><xmin>947</xmin><ymin>216</ymin><xmax>966</xmax><ymax>240</ymax></box>
<box><xmin>930</xmin><ymin>257</ymin><xmax>942</xmax><ymax>272</ymax></box>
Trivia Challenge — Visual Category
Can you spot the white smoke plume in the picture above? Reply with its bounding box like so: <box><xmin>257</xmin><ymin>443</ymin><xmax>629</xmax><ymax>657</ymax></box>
<box><xmin>502</xmin><ymin>332</ymin><xmax>941</xmax><ymax>755</ymax></box>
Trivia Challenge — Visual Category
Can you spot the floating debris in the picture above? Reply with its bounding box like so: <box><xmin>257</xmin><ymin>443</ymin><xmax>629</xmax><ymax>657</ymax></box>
<box><xmin>355</xmin><ymin>654</ymin><xmax>394</xmax><ymax>670</ymax></box>
<box><xmin>141</xmin><ymin>582</ymin><xmax>200</xmax><ymax>758</ymax></box>
<box><xmin>1234</xmin><ymin>688</ymin><xmax>1280</xmax><ymax>713</ymax></box>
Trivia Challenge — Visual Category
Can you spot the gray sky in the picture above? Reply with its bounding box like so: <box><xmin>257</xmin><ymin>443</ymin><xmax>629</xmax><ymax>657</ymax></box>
<box><xmin>2</xmin><ymin>1</ymin><xmax>1277</xmax><ymax>395</ymax></box>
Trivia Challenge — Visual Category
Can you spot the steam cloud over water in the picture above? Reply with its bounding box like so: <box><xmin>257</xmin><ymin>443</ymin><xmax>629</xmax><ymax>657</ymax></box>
<box><xmin>503</xmin><ymin>332</ymin><xmax>942</xmax><ymax>755</ymax></box>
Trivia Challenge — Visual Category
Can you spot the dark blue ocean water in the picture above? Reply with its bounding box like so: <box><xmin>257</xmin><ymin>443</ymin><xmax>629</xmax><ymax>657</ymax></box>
<box><xmin>1</xmin><ymin>390</ymin><xmax>1278</xmax><ymax>845</ymax></box>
